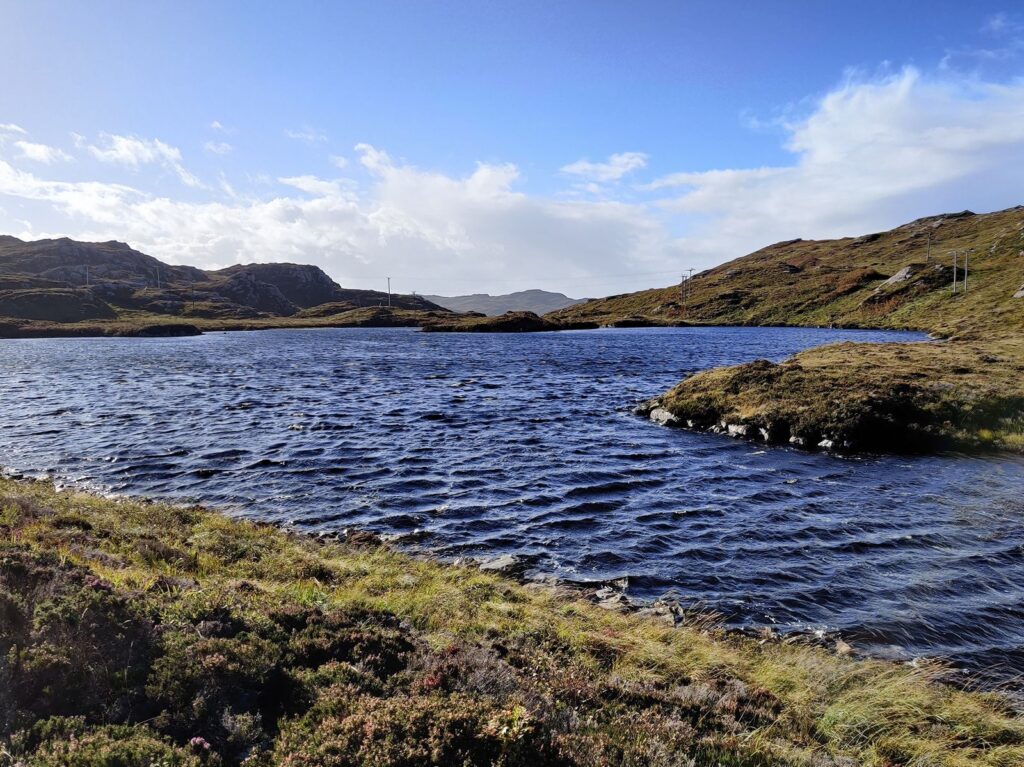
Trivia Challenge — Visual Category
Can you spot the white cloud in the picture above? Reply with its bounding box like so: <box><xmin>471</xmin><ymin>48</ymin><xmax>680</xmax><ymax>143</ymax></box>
<box><xmin>14</xmin><ymin>141</ymin><xmax>72</xmax><ymax>164</ymax></box>
<box><xmin>561</xmin><ymin>151</ymin><xmax>648</xmax><ymax>182</ymax></box>
<box><xmin>88</xmin><ymin>133</ymin><xmax>203</xmax><ymax>188</ymax></box>
<box><xmin>278</xmin><ymin>174</ymin><xmax>349</xmax><ymax>197</ymax></box>
<box><xmin>2</xmin><ymin>66</ymin><xmax>1024</xmax><ymax>294</ymax></box>
<box><xmin>0</xmin><ymin>144</ymin><xmax>672</xmax><ymax>294</ymax></box>
<box><xmin>0</xmin><ymin>123</ymin><xmax>28</xmax><ymax>137</ymax></box>
<box><xmin>210</xmin><ymin>120</ymin><xmax>225</xmax><ymax>131</ymax></box>
<box><xmin>285</xmin><ymin>127</ymin><xmax>327</xmax><ymax>143</ymax></box>
<box><xmin>329</xmin><ymin>154</ymin><xmax>348</xmax><ymax>169</ymax></box>
<box><xmin>982</xmin><ymin>12</ymin><xmax>1023</xmax><ymax>36</ymax></box>
<box><xmin>645</xmin><ymin>67</ymin><xmax>1024</xmax><ymax>264</ymax></box>
<box><xmin>203</xmin><ymin>140</ymin><xmax>233</xmax><ymax>155</ymax></box>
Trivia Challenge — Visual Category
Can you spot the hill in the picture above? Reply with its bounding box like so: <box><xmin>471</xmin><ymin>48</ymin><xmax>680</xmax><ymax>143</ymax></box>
<box><xmin>549</xmin><ymin>207</ymin><xmax>1024</xmax><ymax>335</ymax></box>
<box><xmin>423</xmin><ymin>289</ymin><xmax>584</xmax><ymax>315</ymax></box>
<box><xmin>562</xmin><ymin>206</ymin><xmax>1024</xmax><ymax>453</ymax></box>
<box><xmin>0</xmin><ymin>236</ymin><xmax>448</xmax><ymax>335</ymax></box>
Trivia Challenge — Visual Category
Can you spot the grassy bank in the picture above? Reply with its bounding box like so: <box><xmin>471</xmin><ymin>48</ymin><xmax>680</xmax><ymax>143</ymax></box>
<box><xmin>0</xmin><ymin>307</ymin><xmax>451</xmax><ymax>339</ymax></box>
<box><xmin>1</xmin><ymin>477</ymin><xmax>1023</xmax><ymax>766</ymax></box>
<box><xmin>554</xmin><ymin>206</ymin><xmax>1024</xmax><ymax>453</ymax></box>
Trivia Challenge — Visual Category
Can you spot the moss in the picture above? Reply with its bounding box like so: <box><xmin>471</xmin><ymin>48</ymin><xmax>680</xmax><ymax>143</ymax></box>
<box><xmin>1</xmin><ymin>477</ymin><xmax>1022</xmax><ymax>766</ymax></box>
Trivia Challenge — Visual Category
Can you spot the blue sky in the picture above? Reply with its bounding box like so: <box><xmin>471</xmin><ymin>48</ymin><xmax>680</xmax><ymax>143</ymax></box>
<box><xmin>1</xmin><ymin>1</ymin><xmax>1023</xmax><ymax>295</ymax></box>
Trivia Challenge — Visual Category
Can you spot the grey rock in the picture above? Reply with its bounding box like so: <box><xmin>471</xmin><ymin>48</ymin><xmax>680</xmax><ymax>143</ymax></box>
<box><xmin>880</xmin><ymin>265</ymin><xmax>914</xmax><ymax>287</ymax></box>
<box><xmin>649</xmin><ymin>407</ymin><xmax>678</xmax><ymax>426</ymax></box>
<box><xmin>478</xmin><ymin>553</ymin><xmax>521</xmax><ymax>574</ymax></box>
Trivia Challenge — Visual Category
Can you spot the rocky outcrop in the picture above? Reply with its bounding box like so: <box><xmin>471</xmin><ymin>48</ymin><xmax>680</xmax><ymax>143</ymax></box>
<box><xmin>210</xmin><ymin>263</ymin><xmax>344</xmax><ymax>309</ymax></box>
<box><xmin>215</xmin><ymin>271</ymin><xmax>299</xmax><ymax>315</ymax></box>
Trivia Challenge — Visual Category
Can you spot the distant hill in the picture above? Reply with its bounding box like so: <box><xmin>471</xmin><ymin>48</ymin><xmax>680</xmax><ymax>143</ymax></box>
<box><xmin>548</xmin><ymin>206</ymin><xmax>1024</xmax><ymax>336</ymax></box>
<box><xmin>423</xmin><ymin>289</ymin><xmax>585</xmax><ymax>316</ymax></box>
<box><xmin>0</xmin><ymin>236</ymin><xmax>447</xmax><ymax>322</ymax></box>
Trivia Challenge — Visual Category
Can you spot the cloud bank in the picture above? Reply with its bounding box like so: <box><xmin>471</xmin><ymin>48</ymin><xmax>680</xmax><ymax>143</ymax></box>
<box><xmin>2</xmin><ymin>67</ymin><xmax>1024</xmax><ymax>295</ymax></box>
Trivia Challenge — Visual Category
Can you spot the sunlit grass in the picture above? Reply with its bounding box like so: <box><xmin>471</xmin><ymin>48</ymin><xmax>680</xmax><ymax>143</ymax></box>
<box><xmin>2</xmin><ymin>477</ymin><xmax>1022</xmax><ymax>765</ymax></box>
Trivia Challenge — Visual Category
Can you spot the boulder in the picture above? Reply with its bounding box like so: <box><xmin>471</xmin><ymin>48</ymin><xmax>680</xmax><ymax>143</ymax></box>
<box><xmin>478</xmin><ymin>553</ymin><xmax>524</xmax><ymax>575</ymax></box>
<box><xmin>880</xmin><ymin>266</ymin><xmax>914</xmax><ymax>287</ymax></box>
<box><xmin>649</xmin><ymin>407</ymin><xmax>678</xmax><ymax>426</ymax></box>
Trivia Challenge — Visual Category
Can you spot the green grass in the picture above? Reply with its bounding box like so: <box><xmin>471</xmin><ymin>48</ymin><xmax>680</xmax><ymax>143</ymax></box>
<box><xmin>2</xmin><ymin>478</ymin><xmax>1023</xmax><ymax>766</ymax></box>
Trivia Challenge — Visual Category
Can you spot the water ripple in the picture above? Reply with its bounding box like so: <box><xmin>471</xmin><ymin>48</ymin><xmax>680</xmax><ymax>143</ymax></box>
<box><xmin>2</xmin><ymin>325</ymin><xmax>1023</xmax><ymax>681</ymax></box>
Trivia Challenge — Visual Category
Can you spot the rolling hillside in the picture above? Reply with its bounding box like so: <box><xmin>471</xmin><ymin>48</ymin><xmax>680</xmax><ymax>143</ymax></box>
<box><xmin>0</xmin><ymin>236</ymin><xmax>448</xmax><ymax>334</ymax></box>
<box><xmin>550</xmin><ymin>207</ymin><xmax>1024</xmax><ymax>336</ymax></box>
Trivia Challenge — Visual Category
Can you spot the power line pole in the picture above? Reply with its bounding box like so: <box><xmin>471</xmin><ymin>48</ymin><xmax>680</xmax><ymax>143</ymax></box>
<box><xmin>386</xmin><ymin>277</ymin><xmax>392</xmax><ymax>308</ymax></box>
<box><xmin>926</xmin><ymin>230</ymin><xmax>932</xmax><ymax>262</ymax></box>
<box><xmin>964</xmin><ymin>249</ymin><xmax>972</xmax><ymax>293</ymax></box>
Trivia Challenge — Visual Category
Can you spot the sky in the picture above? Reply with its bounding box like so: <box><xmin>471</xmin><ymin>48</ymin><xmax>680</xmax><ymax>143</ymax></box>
<box><xmin>1</xmin><ymin>1</ymin><xmax>1023</xmax><ymax>297</ymax></box>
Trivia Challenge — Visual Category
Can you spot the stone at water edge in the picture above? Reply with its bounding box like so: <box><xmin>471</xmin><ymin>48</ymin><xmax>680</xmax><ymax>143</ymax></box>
<box><xmin>478</xmin><ymin>553</ymin><xmax>522</xmax><ymax>574</ymax></box>
<box><xmin>649</xmin><ymin>407</ymin><xmax>678</xmax><ymax>426</ymax></box>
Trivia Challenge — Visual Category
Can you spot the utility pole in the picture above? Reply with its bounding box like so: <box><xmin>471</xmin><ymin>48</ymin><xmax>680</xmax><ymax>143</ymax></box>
<box><xmin>84</xmin><ymin>264</ymin><xmax>89</xmax><ymax>287</ymax></box>
<box><xmin>926</xmin><ymin>230</ymin><xmax>932</xmax><ymax>263</ymax></box>
<box><xmin>386</xmin><ymin>277</ymin><xmax>392</xmax><ymax>308</ymax></box>
<box><xmin>964</xmin><ymin>249</ymin><xmax>972</xmax><ymax>293</ymax></box>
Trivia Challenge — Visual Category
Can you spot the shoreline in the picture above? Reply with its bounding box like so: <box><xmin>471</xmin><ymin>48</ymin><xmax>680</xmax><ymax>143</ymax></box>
<box><xmin>2</xmin><ymin>474</ymin><xmax>1023</xmax><ymax>765</ymax></box>
<box><xmin>3</xmin><ymin>465</ymin><xmax>1017</xmax><ymax>691</ymax></box>
<box><xmin>0</xmin><ymin>309</ymin><xmax>937</xmax><ymax>340</ymax></box>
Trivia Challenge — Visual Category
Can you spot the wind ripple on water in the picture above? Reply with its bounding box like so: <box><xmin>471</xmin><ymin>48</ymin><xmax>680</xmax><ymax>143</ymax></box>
<box><xmin>2</xmin><ymin>326</ymin><xmax>1023</xmax><ymax>681</ymax></box>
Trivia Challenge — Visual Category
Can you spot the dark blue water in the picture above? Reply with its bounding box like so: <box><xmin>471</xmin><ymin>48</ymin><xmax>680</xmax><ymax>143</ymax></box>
<box><xmin>2</xmin><ymin>326</ymin><xmax>1023</xmax><ymax>680</ymax></box>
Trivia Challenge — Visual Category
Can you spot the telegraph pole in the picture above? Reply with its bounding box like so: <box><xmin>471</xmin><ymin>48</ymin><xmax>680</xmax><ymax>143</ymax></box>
<box><xmin>926</xmin><ymin>230</ymin><xmax>932</xmax><ymax>263</ymax></box>
<box><xmin>964</xmin><ymin>249</ymin><xmax>972</xmax><ymax>293</ymax></box>
<box><xmin>386</xmin><ymin>277</ymin><xmax>392</xmax><ymax>308</ymax></box>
